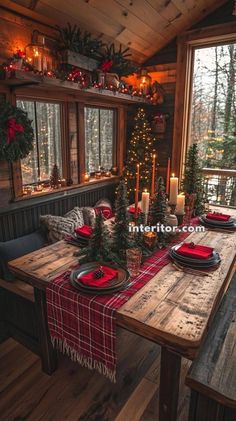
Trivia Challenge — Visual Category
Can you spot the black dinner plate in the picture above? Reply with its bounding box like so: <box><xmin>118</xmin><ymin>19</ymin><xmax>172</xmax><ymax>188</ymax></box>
<box><xmin>169</xmin><ymin>244</ymin><xmax>221</xmax><ymax>269</ymax></box>
<box><xmin>70</xmin><ymin>262</ymin><xmax>130</xmax><ymax>295</ymax></box>
<box><xmin>169</xmin><ymin>251</ymin><xmax>221</xmax><ymax>269</ymax></box>
<box><xmin>200</xmin><ymin>215</ymin><xmax>236</xmax><ymax>227</ymax></box>
<box><xmin>170</xmin><ymin>244</ymin><xmax>220</xmax><ymax>265</ymax></box>
<box><xmin>171</xmin><ymin>258</ymin><xmax>220</xmax><ymax>272</ymax></box>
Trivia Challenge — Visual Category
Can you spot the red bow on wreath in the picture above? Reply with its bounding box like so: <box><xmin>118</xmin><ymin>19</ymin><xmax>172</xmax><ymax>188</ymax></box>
<box><xmin>100</xmin><ymin>60</ymin><xmax>113</xmax><ymax>72</ymax></box>
<box><xmin>7</xmin><ymin>118</ymin><xmax>24</xmax><ymax>144</ymax></box>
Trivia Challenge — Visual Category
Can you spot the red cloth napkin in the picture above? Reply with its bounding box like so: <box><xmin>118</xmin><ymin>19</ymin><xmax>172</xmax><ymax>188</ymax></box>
<box><xmin>128</xmin><ymin>206</ymin><xmax>141</xmax><ymax>214</ymax></box>
<box><xmin>206</xmin><ymin>212</ymin><xmax>231</xmax><ymax>222</ymax></box>
<box><xmin>177</xmin><ymin>242</ymin><xmax>214</xmax><ymax>260</ymax></box>
<box><xmin>75</xmin><ymin>225</ymin><xmax>93</xmax><ymax>237</ymax></box>
<box><xmin>79</xmin><ymin>265</ymin><xmax>118</xmax><ymax>287</ymax></box>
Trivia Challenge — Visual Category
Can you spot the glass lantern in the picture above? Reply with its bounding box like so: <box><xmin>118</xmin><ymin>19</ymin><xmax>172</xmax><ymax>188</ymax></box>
<box><xmin>137</xmin><ymin>69</ymin><xmax>152</xmax><ymax>95</ymax></box>
<box><xmin>25</xmin><ymin>33</ymin><xmax>54</xmax><ymax>73</ymax></box>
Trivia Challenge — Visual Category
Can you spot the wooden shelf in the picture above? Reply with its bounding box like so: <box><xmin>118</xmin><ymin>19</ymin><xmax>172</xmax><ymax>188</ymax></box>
<box><xmin>1</xmin><ymin>70</ymin><xmax>150</xmax><ymax>104</ymax></box>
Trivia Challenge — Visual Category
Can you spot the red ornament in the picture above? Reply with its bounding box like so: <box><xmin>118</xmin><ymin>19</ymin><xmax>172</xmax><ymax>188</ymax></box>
<box><xmin>7</xmin><ymin>118</ymin><xmax>24</xmax><ymax>144</ymax></box>
<box><xmin>100</xmin><ymin>60</ymin><xmax>113</xmax><ymax>72</ymax></box>
<box><xmin>15</xmin><ymin>50</ymin><xmax>25</xmax><ymax>59</ymax></box>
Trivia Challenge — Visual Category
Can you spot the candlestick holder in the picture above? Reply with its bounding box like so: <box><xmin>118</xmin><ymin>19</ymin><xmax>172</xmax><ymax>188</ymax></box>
<box><xmin>169</xmin><ymin>203</ymin><xmax>176</xmax><ymax>215</ymax></box>
<box><xmin>175</xmin><ymin>213</ymin><xmax>185</xmax><ymax>226</ymax></box>
<box><xmin>143</xmin><ymin>232</ymin><xmax>157</xmax><ymax>249</ymax></box>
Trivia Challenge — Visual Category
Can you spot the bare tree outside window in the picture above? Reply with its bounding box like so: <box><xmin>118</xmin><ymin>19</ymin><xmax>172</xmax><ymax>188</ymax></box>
<box><xmin>190</xmin><ymin>43</ymin><xmax>236</xmax><ymax>206</ymax></box>
<box><xmin>84</xmin><ymin>107</ymin><xmax>115</xmax><ymax>173</ymax></box>
<box><xmin>17</xmin><ymin>100</ymin><xmax>62</xmax><ymax>185</ymax></box>
<box><xmin>191</xmin><ymin>43</ymin><xmax>236</xmax><ymax>169</ymax></box>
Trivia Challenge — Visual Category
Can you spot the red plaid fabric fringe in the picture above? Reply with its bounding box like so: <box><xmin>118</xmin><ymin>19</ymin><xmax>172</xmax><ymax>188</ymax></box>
<box><xmin>46</xmin><ymin>224</ymin><xmax>196</xmax><ymax>382</ymax></box>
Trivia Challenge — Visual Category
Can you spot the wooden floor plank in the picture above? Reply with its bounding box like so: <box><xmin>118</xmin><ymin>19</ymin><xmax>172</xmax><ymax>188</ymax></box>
<box><xmin>0</xmin><ymin>332</ymin><xmax>190</xmax><ymax>421</ymax></box>
<box><xmin>0</xmin><ymin>342</ymin><xmax>38</xmax><ymax>393</ymax></box>
<box><xmin>0</xmin><ymin>337</ymin><xmax>18</xmax><ymax>359</ymax></box>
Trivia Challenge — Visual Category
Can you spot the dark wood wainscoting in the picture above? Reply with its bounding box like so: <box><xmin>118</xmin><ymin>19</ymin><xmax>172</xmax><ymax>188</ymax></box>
<box><xmin>0</xmin><ymin>180</ymin><xmax>118</xmax><ymax>241</ymax></box>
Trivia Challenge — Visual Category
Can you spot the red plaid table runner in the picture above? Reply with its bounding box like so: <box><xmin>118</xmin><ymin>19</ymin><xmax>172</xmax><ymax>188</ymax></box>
<box><xmin>46</xmin><ymin>226</ymin><xmax>196</xmax><ymax>382</ymax></box>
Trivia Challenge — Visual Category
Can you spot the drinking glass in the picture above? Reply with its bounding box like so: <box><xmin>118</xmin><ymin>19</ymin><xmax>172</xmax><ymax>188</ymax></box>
<box><xmin>126</xmin><ymin>248</ymin><xmax>142</xmax><ymax>277</ymax></box>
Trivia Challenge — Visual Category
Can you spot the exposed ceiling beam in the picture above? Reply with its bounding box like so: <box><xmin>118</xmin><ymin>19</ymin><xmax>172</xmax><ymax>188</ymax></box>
<box><xmin>29</xmin><ymin>0</ymin><xmax>39</xmax><ymax>10</ymax></box>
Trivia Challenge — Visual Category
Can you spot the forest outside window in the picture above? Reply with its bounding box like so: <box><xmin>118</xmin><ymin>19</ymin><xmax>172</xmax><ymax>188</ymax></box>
<box><xmin>84</xmin><ymin>107</ymin><xmax>115</xmax><ymax>173</ymax></box>
<box><xmin>17</xmin><ymin>99</ymin><xmax>62</xmax><ymax>186</ymax></box>
<box><xmin>190</xmin><ymin>43</ymin><xmax>236</xmax><ymax>170</ymax></box>
<box><xmin>188</xmin><ymin>41</ymin><xmax>236</xmax><ymax>206</ymax></box>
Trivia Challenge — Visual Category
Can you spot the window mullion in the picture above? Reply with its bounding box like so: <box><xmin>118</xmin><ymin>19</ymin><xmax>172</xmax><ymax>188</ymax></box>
<box><xmin>34</xmin><ymin>101</ymin><xmax>40</xmax><ymax>181</ymax></box>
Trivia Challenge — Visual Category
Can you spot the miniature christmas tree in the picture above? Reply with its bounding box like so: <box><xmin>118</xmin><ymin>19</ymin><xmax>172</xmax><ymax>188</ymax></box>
<box><xmin>182</xmin><ymin>143</ymin><xmax>204</xmax><ymax>215</ymax></box>
<box><xmin>78</xmin><ymin>212</ymin><xmax>112</xmax><ymax>263</ymax></box>
<box><xmin>123</xmin><ymin>108</ymin><xmax>156</xmax><ymax>196</ymax></box>
<box><xmin>149</xmin><ymin>177</ymin><xmax>168</xmax><ymax>226</ymax></box>
<box><xmin>50</xmin><ymin>164</ymin><xmax>60</xmax><ymax>189</ymax></box>
<box><xmin>112</xmin><ymin>179</ymin><xmax>134</xmax><ymax>258</ymax></box>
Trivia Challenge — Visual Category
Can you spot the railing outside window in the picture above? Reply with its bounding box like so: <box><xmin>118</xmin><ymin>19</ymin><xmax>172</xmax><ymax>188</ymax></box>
<box><xmin>203</xmin><ymin>168</ymin><xmax>236</xmax><ymax>207</ymax></box>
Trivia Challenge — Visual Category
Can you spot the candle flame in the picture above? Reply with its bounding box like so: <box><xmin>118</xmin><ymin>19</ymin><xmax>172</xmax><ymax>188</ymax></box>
<box><xmin>172</xmin><ymin>173</ymin><xmax>175</xmax><ymax>177</ymax></box>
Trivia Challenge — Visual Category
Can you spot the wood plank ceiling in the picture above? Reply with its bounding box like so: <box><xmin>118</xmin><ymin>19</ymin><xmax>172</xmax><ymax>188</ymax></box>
<box><xmin>11</xmin><ymin>0</ymin><xmax>228</xmax><ymax>63</ymax></box>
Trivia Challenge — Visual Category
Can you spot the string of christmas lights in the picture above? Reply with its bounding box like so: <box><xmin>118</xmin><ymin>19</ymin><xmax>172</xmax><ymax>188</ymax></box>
<box><xmin>0</xmin><ymin>51</ymin><xmax>159</xmax><ymax>102</ymax></box>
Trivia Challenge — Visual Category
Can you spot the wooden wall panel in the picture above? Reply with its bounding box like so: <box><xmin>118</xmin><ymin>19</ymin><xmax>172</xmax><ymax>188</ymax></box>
<box><xmin>0</xmin><ymin>161</ymin><xmax>13</xmax><ymax>205</ymax></box>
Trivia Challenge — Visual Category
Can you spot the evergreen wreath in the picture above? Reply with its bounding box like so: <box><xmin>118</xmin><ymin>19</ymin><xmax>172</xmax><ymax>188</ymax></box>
<box><xmin>0</xmin><ymin>102</ymin><xmax>34</xmax><ymax>161</ymax></box>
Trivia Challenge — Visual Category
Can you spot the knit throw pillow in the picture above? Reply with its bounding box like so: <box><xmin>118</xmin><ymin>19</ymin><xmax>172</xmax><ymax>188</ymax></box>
<box><xmin>40</xmin><ymin>208</ymin><xmax>84</xmax><ymax>243</ymax></box>
<box><xmin>65</xmin><ymin>207</ymin><xmax>84</xmax><ymax>227</ymax></box>
<box><xmin>81</xmin><ymin>207</ymin><xmax>96</xmax><ymax>226</ymax></box>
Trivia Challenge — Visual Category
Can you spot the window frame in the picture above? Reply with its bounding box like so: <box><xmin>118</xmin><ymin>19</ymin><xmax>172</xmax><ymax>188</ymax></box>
<box><xmin>84</xmin><ymin>104</ymin><xmax>117</xmax><ymax>174</ymax></box>
<box><xmin>77</xmin><ymin>101</ymin><xmax>121</xmax><ymax>184</ymax></box>
<box><xmin>16</xmin><ymin>96</ymin><xmax>67</xmax><ymax>187</ymax></box>
<box><xmin>12</xmin><ymin>93</ymin><xmax>124</xmax><ymax>200</ymax></box>
<box><xmin>172</xmin><ymin>22</ymin><xmax>236</xmax><ymax>180</ymax></box>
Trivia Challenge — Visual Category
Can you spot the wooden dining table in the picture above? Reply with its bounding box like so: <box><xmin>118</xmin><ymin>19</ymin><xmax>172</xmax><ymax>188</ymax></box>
<box><xmin>8</xmin><ymin>207</ymin><xmax>236</xmax><ymax>421</ymax></box>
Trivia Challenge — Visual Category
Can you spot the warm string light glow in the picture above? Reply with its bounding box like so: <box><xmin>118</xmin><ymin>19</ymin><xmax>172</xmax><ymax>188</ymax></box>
<box><xmin>1</xmin><ymin>54</ymin><xmax>160</xmax><ymax>103</ymax></box>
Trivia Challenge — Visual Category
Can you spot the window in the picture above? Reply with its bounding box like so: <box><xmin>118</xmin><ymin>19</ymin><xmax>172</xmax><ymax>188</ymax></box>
<box><xmin>190</xmin><ymin>43</ymin><xmax>236</xmax><ymax>170</ymax></box>
<box><xmin>84</xmin><ymin>107</ymin><xmax>115</xmax><ymax>173</ymax></box>
<box><xmin>17</xmin><ymin>99</ymin><xmax>62</xmax><ymax>185</ymax></box>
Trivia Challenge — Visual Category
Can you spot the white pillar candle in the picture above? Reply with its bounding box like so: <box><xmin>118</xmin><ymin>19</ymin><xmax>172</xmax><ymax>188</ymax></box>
<box><xmin>169</xmin><ymin>173</ymin><xmax>178</xmax><ymax>205</ymax></box>
<box><xmin>176</xmin><ymin>194</ymin><xmax>185</xmax><ymax>214</ymax></box>
<box><xmin>141</xmin><ymin>189</ymin><xmax>150</xmax><ymax>215</ymax></box>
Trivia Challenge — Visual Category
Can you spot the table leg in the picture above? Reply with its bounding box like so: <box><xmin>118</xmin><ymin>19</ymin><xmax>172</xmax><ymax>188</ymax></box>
<box><xmin>159</xmin><ymin>346</ymin><xmax>182</xmax><ymax>421</ymax></box>
<box><xmin>34</xmin><ymin>288</ymin><xmax>57</xmax><ymax>375</ymax></box>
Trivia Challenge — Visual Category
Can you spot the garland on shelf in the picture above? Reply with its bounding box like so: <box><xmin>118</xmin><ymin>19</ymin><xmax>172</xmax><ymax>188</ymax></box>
<box><xmin>0</xmin><ymin>102</ymin><xmax>34</xmax><ymax>161</ymax></box>
<box><xmin>0</xmin><ymin>53</ymin><xmax>160</xmax><ymax>102</ymax></box>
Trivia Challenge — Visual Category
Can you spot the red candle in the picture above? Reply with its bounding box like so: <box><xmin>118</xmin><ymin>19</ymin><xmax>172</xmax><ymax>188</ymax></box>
<box><xmin>166</xmin><ymin>157</ymin><xmax>171</xmax><ymax>195</ymax></box>
<box><xmin>151</xmin><ymin>153</ymin><xmax>156</xmax><ymax>198</ymax></box>
<box><xmin>135</xmin><ymin>164</ymin><xmax>140</xmax><ymax>219</ymax></box>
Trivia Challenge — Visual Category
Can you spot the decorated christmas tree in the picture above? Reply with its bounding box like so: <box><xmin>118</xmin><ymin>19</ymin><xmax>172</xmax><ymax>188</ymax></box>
<box><xmin>112</xmin><ymin>179</ymin><xmax>134</xmax><ymax>258</ymax></box>
<box><xmin>78</xmin><ymin>212</ymin><xmax>112</xmax><ymax>263</ymax></box>
<box><xmin>182</xmin><ymin>143</ymin><xmax>204</xmax><ymax>215</ymax></box>
<box><xmin>123</xmin><ymin>108</ymin><xmax>155</xmax><ymax>196</ymax></box>
<box><xmin>50</xmin><ymin>164</ymin><xmax>60</xmax><ymax>189</ymax></box>
<box><xmin>149</xmin><ymin>177</ymin><xmax>168</xmax><ymax>226</ymax></box>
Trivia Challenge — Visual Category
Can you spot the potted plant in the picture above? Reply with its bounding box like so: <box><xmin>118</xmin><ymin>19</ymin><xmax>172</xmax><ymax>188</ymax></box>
<box><xmin>56</xmin><ymin>23</ymin><xmax>104</xmax><ymax>72</ymax></box>
<box><xmin>97</xmin><ymin>43</ymin><xmax>137</xmax><ymax>88</ymax></box>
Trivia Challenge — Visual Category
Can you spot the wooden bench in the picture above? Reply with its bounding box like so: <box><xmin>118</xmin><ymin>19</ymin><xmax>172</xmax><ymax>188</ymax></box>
<box><xmin>0</xmin><ymin>278</ymin><xmax>35</xmax><ymax>302</ymax></box>
<box><xmin>186</xmin><ymin>272</ymin><xmax>236</xmax><ymax>421</ymax></box>
<box><xmin>0</xmin><ymin>277</ymin><xmax>57</xmax><ymax>374</ymax></box>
